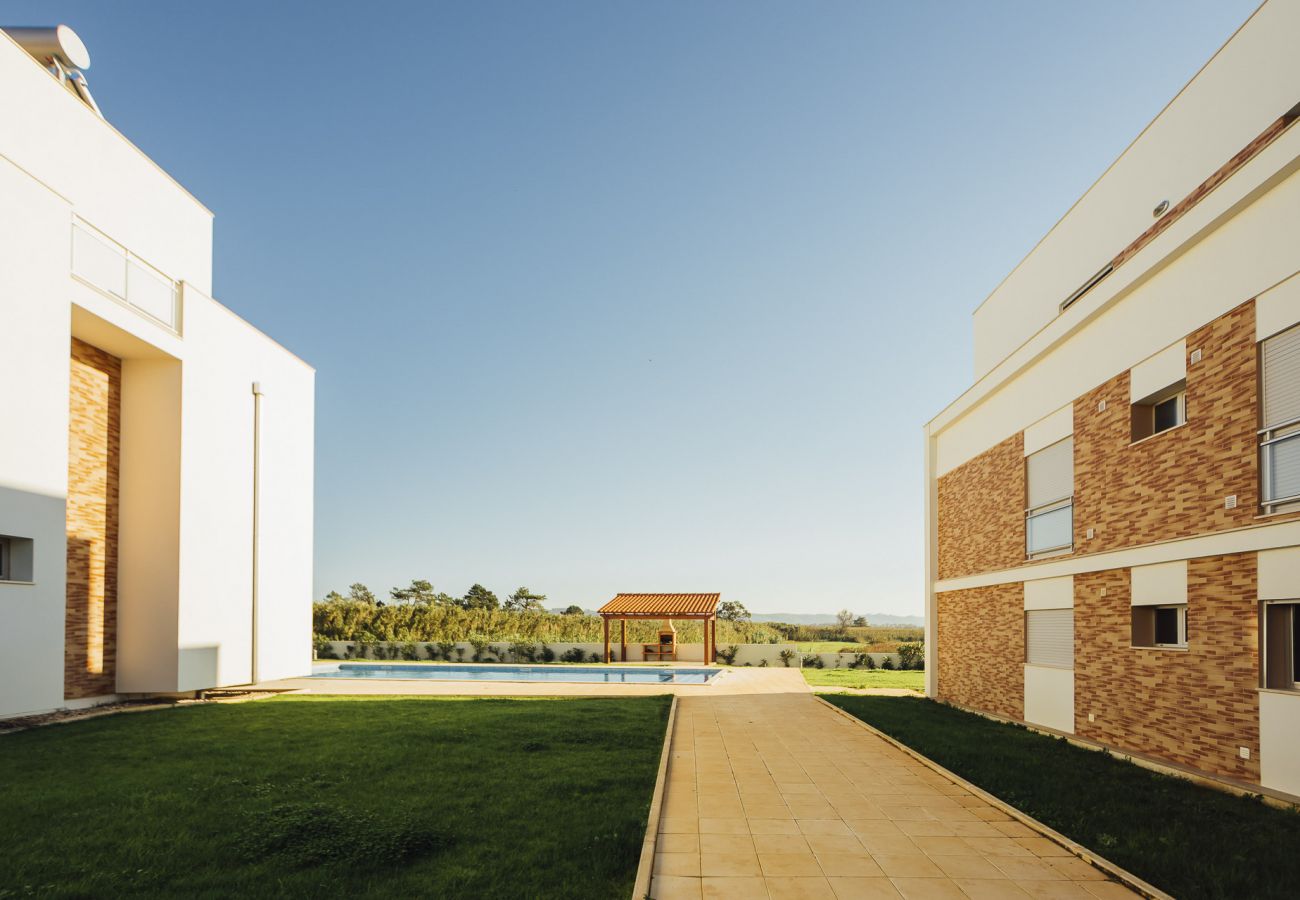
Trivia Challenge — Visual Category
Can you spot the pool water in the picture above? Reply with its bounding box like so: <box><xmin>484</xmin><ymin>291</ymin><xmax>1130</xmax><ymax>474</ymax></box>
<box><xmin>310</xmin><ymin>663</ymin><xmax>720</xmax><ymax>684</ymax></box>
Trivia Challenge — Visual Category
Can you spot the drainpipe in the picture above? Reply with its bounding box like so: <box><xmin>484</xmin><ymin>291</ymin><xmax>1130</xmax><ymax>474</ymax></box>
<box><xmin>251</xmin><ymin>381</ymin><xmax>263</xmax><ymax>684</ymax></box>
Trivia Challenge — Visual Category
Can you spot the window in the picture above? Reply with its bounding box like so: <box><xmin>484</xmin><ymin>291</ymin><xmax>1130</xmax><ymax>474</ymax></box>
<box><xmin>1026</xmin><ymin>608</ymin><xmax>1074</xmax><ymax>668</ymax></box>
<box><xmin>1131</xmin><ymin>381</ymin><xmax>1186</xmax><ymax>442</ymax></box>
<box><xmin>1026</xmin><ymin>437</ymin><xmax>1073</xmax><ymax>557</ymax></box>
<box><xmin>1132</xmin><ymin>604</ymin><xmax>1187</xmax><ymax>648</ymax></box>
<box><xmin>1260</xmin><ymin>324</ymin><xmax>1300</xmax><ymax>513</ymax></box>
<box><xmin>1263</xmin><ymin>602</ymin><xmax>1300</xmax><ymax>691</ymax></box>
<box><xmin>0</xmin><ymin>538</ymin><xmax>7</xmax><ymax>581</ymax></box>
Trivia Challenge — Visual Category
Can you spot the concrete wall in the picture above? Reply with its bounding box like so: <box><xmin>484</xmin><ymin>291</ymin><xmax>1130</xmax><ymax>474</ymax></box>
<box><xmin>320</xmin><ymin>641</ymin><xmax>820</xmax><ymax>668</ymax></box>
<box><xmin>0</xmin><ymin>33</ymin><xmax>313</xmax><ymax>716</ymax></box>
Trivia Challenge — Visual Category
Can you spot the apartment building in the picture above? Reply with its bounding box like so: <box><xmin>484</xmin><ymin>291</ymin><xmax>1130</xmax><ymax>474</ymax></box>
<box><xmin>923</xmin><ymin>0</ymin><xmax>1300</xmax><ymax>799</ymax></box>
<box><xmin>0</xmin><ymin>26</ymin><xmax>314</xmax><ymax>718</ymax></box>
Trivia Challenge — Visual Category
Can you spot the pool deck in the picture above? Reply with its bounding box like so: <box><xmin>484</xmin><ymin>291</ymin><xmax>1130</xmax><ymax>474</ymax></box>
<box><xmin>254</xmin><ymin>664</ymin><xmax>811</xmax><ymax>697</ymax></box>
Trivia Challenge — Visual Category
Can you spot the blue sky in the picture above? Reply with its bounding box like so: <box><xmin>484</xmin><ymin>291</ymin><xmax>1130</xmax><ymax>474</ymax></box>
<box><xmin>16</xmin><ymin>1</ymin><xmax>1258</xmax><ymax>615</ymax></box>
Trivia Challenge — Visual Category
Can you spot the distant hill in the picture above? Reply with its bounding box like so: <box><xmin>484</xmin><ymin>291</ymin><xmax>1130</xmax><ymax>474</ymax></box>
<box><xmin>750</xmin><ymin>612</ymin><xmax>924</xmax><ymax>627</ymax></box>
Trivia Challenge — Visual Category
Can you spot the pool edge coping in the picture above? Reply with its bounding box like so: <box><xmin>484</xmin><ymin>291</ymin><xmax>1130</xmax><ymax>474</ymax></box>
<box><xmin>632</xmin><ymin>693</ymin><xmax>677</xmax><ymax>900</ymax></box>
<box><xmin>813</xmin><ymin>695</ymin><xmax>1174</xmax><ymax>900</ymax></box>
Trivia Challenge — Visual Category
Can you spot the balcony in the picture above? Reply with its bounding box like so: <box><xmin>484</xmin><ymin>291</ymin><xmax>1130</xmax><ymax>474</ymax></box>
<box><xmin>71</xmin><ymin>218</ymin><xmax>180</xmax><ymax>333</ymax></box>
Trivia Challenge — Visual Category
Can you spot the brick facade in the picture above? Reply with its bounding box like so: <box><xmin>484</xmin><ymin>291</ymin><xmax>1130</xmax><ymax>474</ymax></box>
<box><xmin>1074</xmin><ymin>555</ymin><xmax>1260</xmax><ymax>782</ymax></box>
<box><xmin>936</xmin><ymin>583</ymin><xmax>1024</xmax><ymax>721</ymax></box>
<box><xmin>1072</xmin><ymin>300</ymin><xmax>1259</xmax><ymax>556</ymax></box>
<box><xmin>936</xmin><ymin>433</ymin><xmax>1024</xmax><ymax>580</ymax></box>
<box><xmin>66</xmin><ymin>338</ymin><xmax>120</xmax><ymax>700</ymax></box>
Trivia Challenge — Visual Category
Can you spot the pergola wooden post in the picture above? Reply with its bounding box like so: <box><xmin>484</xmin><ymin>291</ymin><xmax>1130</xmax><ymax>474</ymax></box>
<box><xmin>596</xmin><ymin>593</ymin><xmax>722</xmax><ymax>665</ymax></box>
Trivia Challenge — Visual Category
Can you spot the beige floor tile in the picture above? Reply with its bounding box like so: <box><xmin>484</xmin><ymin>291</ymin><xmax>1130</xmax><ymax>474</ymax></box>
<box><xmin>1015</xmin><ymin>838</ymin><xmax>1071</xmax><ymax>858</ymax></box>
<box><xmin>786</xmin><ymin>799</ymin><xmax>841</xmax><ymax>819</ymax></box>
<box><xmin>1080</xmin><ymin>882</ymin><xmax>1141</xmax><ymax>899</ymax></box>
<box><xmin>701</xmin><ymin>852</ymin><xmax>762</xmax><ymax>877</ymax></box>
<box><xmin>662</xmin><ymin>817</ymin><xmax>701</xmax><ymax>834</ymax></box>
<box><xmin>750</xmin><ymin>818</ymin><xmax>804</xmax><ymax>835</ymax></box>
<box><xmin>781</xmin><ymin>782</ymin><xmax>825</xmax><ymax>795</ymax></box>
<box><xmin>989</xmin><ymin>858</ymin><xmax>1066</xmax><ymax>881</ymax></box>
<box><xmin>805</xmin><ymin>834</ymin><xmax>866</xmax><ymax>855</ymax></box>
<box><xmin>992</xmin><ymin>822</ymin><xmax>1039</xmax><ymax>838</ymax></box>
<box><xmin>1015</xmin><ymin>882</ymin><xmax>1097</xmax><ymax>899</ymax></box>
<box><xmin>873</xmin><ymin>855</ymin><xmax>945</xmax><ymax>878</ymax></box>
<box><xmin>659</xmin><ymin>833</ymin><xmax>701</xmax><ymax>854</ymax></box>
<box><xmin>948</xmin><ymin>822</ymin><xmax>1001</xmax><ymax>838</ymax></box>
<box><xmin>755</xmin><ymin>833</ymin><xmax>812</xmax><ymax>854</ymax></box>
<box><xmin>700</xmin><ymin>833</ymin><xmax>756</xmax><ymax>855</ymax></box>
<box><xmin>747</xmin><ymin>803</ymin><xmax>797</xmax><ymax>819</ymax></box>
<box><xmin>1043</xmin><ymin>858</ymin><xmax>1106</xmax><ymax>881</ymax></box>
<box><xmin>828</xmin><ymin>876</ymin><xmax>903</xmax><ymax>899</ymax></box>
<box><xmin>765</xmin><ymin>876</ymin><xmax>838</xmax><ymax>899</ymax></box>
<box><xmin>950</xmin><ymin>878</ymin><xmax>1031</xmax><ymax>899</ymax></box>
<box><xmin>652</xmin><ymin>874</ymin><xmax>703</xmax><ymax>900</ymax></box>
<box><xmin>702</xmin><ymin>876</ymin><xmax>769</xmax><ymax>900</ymax></box>
<box><xmin>760</xmin><ymin>852</ymin><xmax>824</xmax><ymax>876</ymax></box>
<box><xmin>962</xmin><ymin>838</ymin><xmax>1034</xmax><ymax>858</ymax></box>
<box><xmin>896</xmin><ymin>821</ymin><xmax>955</xmax><ymax>837</ymax></box>
<box><xmin>889</xmin><ymin>877</ymin><xmax>968</xmax><ymax>899</ymax></box>
<box><xmin>929</xmin><ymin>855</ymin><xmax>1006</xmax><ymax>880</ymax></box>
<box><xmin>656</xmin><ymin>853</ymin><xmax>702</xmax><ymax>876</ymax></box>
<box><xmin>858</xmin><ymin>835</ymin><xmax>922</xmax><ymax>856</ymax></box>
<box><xmin>700</xmin><ymin>818</ymin><xmax>751</xmax><ymax>834</ymax></box>
<box><xmin>798</xmin><ymin>819</ymin><xmax>854</xmax><ymax>836</ymax></box>
<box><xmin>846</xmin><ymin>819</ymin><xmax>904</xmax><ymax>837</ymax></box>
<box><xmin>817</xmin><ymin>853</ymin><xmax>885</xmax><ymax>878</ymax></box>
<box><xmin>909</xmin><ymin>835</ymin><xmax>981</xmax><ymax>857</ymax></box>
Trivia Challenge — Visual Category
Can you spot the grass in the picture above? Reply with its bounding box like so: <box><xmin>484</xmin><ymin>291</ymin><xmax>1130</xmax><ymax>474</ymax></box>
<box><xmin>824</xmin><ymin>695</ymin><xmax>1300</xmax><ymax>900</ymax></box>
<box><xmin>801</xmin><ymin>668</ymin><xmax>925</xmax><ymax>691</ymax></box>
<box><xmin>0</xmin><ymin>694</ymin><xmax>670</xmax><ymax>898</ymax></box>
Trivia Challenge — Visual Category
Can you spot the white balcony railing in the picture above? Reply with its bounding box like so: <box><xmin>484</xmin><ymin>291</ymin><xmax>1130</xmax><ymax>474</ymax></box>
<box><xmin>1260</xmin><ymin>419</ymin><xmax>1300</xmax><ymax>514</ymax></box>
<box><xmin>71</xmin><ymin>219</ymin><xmax>180</xmax><ymax>332</ymax></box>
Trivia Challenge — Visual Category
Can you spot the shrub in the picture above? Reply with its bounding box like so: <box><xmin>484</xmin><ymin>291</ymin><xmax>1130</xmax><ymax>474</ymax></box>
<box><xmin>881</xmin><ymin>656</ymin><xmax>896</xmax><ymax>670</ymax></box>
<box><xmin>588</xmin><ymin>652</ymin><xmax>601</xmax><ymax>663</ymax></box>
<box><xmin>863</xmin><ymin>653</ymin><xmax>877</xmax><ymax>670</ymax></box>
<box><xmin>717</xmin><ymin>645</ymin><xmax>739</xmax><ymax>665</ymax></box>
<box><xmin>897</xmin><ymin>642</ymin><xmax>925</xmax><ymax>671</ymax></box>
<box><xmin>559</xmin><ymin>647</ymin><xmax>586</xmax><ymax>663</ymax></box>
<box><xmin>778</xmin><ymin>649</ymin><xmax>796</xmax><ymax>667</ymax></box>
<box><xmin>313</xmin><ymin>636</ymin><xmax>336</xmax><ymax>660</ymax></box>
<box><xmin>491</xmin><ymin>644</ymin><xmax>512</xmax><ymax>663</ymax></box>
<box><xmin>510</xmin><ymin>641</ymin><xmax>538</xmax><ymax>663</ymax></box>
<box><xmin>759</xmin><ymin>658</ymin><xmax>768</xmax><ymax>667</ymax></box>
<box><xmin>437</xmin><ymin>641</ymin><xmax>456</xmax><ymax>661</ymax></box>
<box><xmin>454</xmin><ymin>646</ymin><xmax>466</xmax><ymax>661</ymax></box>
<box><xmin>539</xmin><ymin>644</ymin><xmax>556</xmax><ymax>663</ymax></box>
<box><xmin>813</xmin><ymin>655</ymin><xmax>825</xmax><ymax>669</ymax></box>
<box><xmin>852</xmin><ymin>653</ymin><xmax>869</xmax><ymax>669</ymax></box>
<box><xmin>400</xmin><ymin>642</ymin><xmax>420</xmax><ymax>661</ymax></box>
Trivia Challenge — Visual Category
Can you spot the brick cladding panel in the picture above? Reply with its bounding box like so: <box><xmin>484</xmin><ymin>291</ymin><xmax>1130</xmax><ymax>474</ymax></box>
<box><xmin>66</xmin><ymin>338</ymin><xmax>120</xmax><ymax>700</ymax></box>
<box><xmin>936</xmin><ymin>433</ymin><xmax>1024</xmax><ymax>580</ymax></box>
<box><xmin>1074</xmin><ymin>554</ymin><xmax>1260</xmax><ymax>782</ymax></box>
<box><xmin>1072</xmin><ymin>300</ymin><xmax>1259</xmax><ymax>555</ymax></box>
<box><xmin>937</xmin><ymin>584</ymin><xmax>1024</xmax><ymax>721</ymax></box>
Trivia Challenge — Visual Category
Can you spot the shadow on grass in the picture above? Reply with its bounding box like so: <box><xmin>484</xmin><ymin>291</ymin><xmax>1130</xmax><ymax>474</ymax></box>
<box><xmin>0</xmin><ymin>695</ymin><xmax>670</xmax><ymax>898</ymax></box>
<box><xmin>825</xmin><ymin>694</ymin><xmax>1300</xmax><ymax>900</ymax></box>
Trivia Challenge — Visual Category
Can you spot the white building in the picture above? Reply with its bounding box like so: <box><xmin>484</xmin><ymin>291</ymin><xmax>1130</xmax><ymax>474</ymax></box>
<box><xmin>0</xmin><ymin>26</ymin><xmax>314</xmax><ymax>718</ymax></box>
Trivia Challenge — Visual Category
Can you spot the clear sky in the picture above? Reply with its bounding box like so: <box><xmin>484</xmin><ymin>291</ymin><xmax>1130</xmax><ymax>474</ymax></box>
<box><xmin>14</xmin><ymin>1</ymin><xmax>1259</xmax><ymax>615</ymax></box>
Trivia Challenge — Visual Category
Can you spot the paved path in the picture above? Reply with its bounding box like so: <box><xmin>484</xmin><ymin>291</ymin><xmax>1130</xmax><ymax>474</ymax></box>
<box><xmin>652</xmin><ymin>694</ymin><xmax>1138</xmax><ymax>900</ymax></box>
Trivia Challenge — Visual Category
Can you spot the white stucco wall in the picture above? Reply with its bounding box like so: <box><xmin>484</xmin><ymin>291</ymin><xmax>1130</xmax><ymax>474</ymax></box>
<box><xmin>0</xmin><ymin>32</ymin><xmax>314</xmax><ymax>715</ymax></box>
<box><xmin>1023</xmin><ymin>664</ymin><xmax>1075</xmax><ymax>734</ymax></box>
<box><xmin>1260</xmin><ymin>690</ymin><xmax>1300</xmax><ymax>797</ymax></box>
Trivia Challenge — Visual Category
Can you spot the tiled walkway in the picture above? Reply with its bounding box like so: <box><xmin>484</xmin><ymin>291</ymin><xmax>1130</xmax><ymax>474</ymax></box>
<box><xmin>651</xmin><ymin>694</ymin><xmax>1139</xmax><ymax>900</ymax></box>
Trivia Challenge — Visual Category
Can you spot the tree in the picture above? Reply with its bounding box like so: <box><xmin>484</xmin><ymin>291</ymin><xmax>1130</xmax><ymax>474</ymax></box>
<box><xmin>835</xmin><ymin>609</ymin><xmax>855</xmax><ymax>630</ymax></box>
<box><xmin>462</xmin><ymin>583</ymin><xmax>500</xmax><ymax>611</ymax></box>
<box><xmin>322</xmin><ymin>590</ymin><xmax>346</xmax><ymax>604</ymax></box>
<box><xmin>348</xmin><ymin>583</ymin><xmax>376</xmax><ymax>604</ymax></box>
<box><xmin>852</xmin><ymin>615</ymin><xmax>869</xmax><ymax>627</ymax></box>
<box><xmin>717</xmin><ymin>600</ymin><xmax>751</xmax><ymax>622</ymax></box>
<box><xmin>563</xmin><ymin>605</ymin><xmax>584</xmax><ymax>615</ymax></box>
<box><xmin>390</xmin><ymin>579</ymin><xmax>438</xmax><ymax>605</ymax></box>
<box><xmin>504</xmin><ymin>586</ymin><xmax>547</xmax><ymax>612</ymax></box>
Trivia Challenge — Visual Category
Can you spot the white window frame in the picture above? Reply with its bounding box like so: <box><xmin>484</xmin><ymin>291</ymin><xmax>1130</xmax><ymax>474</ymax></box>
<box><xmin>1259</xmin><ymin>324</ymin><xmax>1300</xmax><ymax>513</ymax></box>
<box><xmin>1152</xmin><ymin>604</ymin><xmax>1188</xmax><ymax>649</ymax></box>
<box><xmin>1025</xmin><ymin>437</ymin><xmax>1074</xmax><ymax>558</ymax></box>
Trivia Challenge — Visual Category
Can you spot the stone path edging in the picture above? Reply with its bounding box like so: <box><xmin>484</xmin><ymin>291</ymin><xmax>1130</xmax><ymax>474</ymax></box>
<box><xmin>632</xmin><ymin>695</ymin><xmax>679</xmax><ymax>900</ymax></box>
<box><xmin>813</xmin><ymin>695</ymin><xmax>1174</xmax><ymax>900</ymax></box>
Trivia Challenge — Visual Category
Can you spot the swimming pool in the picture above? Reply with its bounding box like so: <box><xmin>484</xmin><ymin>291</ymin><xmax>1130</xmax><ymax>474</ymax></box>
<box><xmin>310</xmin><ymin>663</ymin><xmax>721</xmax><ymax>684</ymax></box>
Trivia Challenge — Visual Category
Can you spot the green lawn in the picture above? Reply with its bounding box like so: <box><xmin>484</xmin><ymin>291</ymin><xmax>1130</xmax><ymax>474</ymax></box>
<box><xmin>825</xmin><ymin>695</ymin><xmax>1300</xmax><ymax>900</ymax></box>
<box><xmin>0</xmin><ymin>695</ymin><xmax>670</xmax><ymax>898</ymax></box>
<box><xmin>802</xmin><ymin>668</ymin><xmax>925</xmax><ymax>691</ymax></box>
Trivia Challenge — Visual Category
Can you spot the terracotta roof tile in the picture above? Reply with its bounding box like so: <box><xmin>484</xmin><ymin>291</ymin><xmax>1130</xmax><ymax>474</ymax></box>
<box><xmin>598</xmin><ymin>593</ymin><xmax>720</xmax><ymax>616</ymax></box>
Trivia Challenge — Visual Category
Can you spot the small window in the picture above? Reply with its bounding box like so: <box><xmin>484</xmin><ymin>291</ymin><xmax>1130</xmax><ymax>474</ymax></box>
<box><xmin>1132</xmin><ymin>382</ymin><xmax>1186</xmax><ymax>442</ymax></box>
<box><xmin>1026</xmin><ymin>438</ymin><xmax>1073</xmax><ymax>557</ymax></box>
<box><xmin>1132</xmin><ymin>604</ymin><xmax>1188</xmax><ymax>649</ymax></box>
<box><xmin>1026</xmin><ymin>608</ymin><xmax>1074</xmax><ymax>668</ymax></box>
<box><xmin>1263</xmin><ymin>602</ymin><xmax>1300</xmax><ymax>691</ymax></box>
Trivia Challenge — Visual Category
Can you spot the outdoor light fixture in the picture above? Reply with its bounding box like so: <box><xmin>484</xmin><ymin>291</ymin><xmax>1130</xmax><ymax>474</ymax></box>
<box><xmin>1152</xmin><ymin>199</ymin><xmax>1170</xmax><ymax>217</ymax></box>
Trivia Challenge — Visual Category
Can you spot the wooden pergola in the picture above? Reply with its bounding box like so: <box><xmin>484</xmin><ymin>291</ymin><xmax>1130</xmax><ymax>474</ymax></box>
<box><xmin>598</xmin><ymin>593</ymin><xmax>721</xmax><ymax>665</ymax></box>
